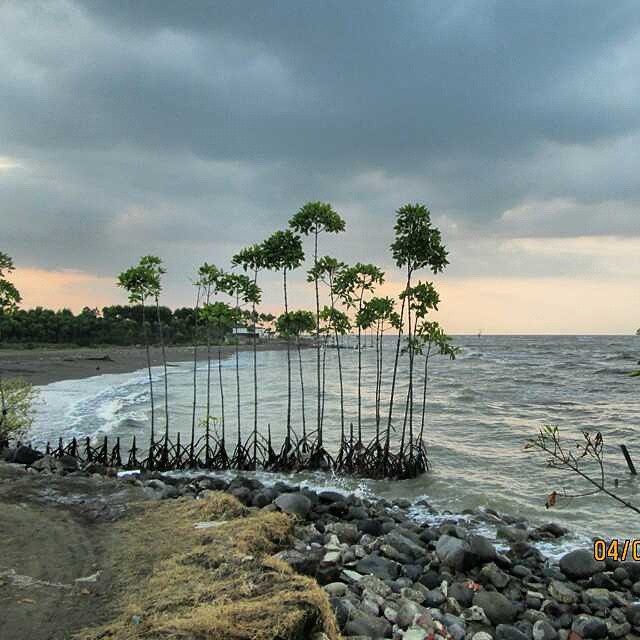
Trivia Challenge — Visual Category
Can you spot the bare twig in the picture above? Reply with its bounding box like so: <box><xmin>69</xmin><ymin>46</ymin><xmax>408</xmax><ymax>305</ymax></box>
<box><xmin>527</xmin><ymin>425</ymin><xmax>640</xmax><ymax>515</ymax></box>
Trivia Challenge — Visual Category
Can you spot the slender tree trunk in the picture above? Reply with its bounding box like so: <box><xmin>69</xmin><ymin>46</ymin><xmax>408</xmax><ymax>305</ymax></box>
<box><xmin>205</xmin><ymin>287</ymin><xmax>213</xmax><ymax>464</ymax></box>
<box><xmin>357</xmin><ymin>293</ymin><xmax>363</xmax><ymax>443</ymax></box>
<box><xmin>405</xmin><ymin>288</ymin><xmax>415</xmax><ymax>454</ymax></box>
<box><xmin>218</xmin><ymin>343</ymin><xmax>225</xmax><ymax>444</ymax></box>
<box><xmin>283</xmin><ymin>268</ymin><xmax>292</xmax><ymax>442</ymax></box>
<box><xmin>401</xmin><ymin>372</ymin><xmax>410</xmax><ymax>425</ymax></box>
<box><xmin>297</xmin><ymin>337</ymin><xmax>306</xmax><ymax>441</ymax></box>
<box><xmin>252</xmin><ymin>270</ymin><xmax>259</xmax><ymax>466</ymax></box>
<box><xmin>336</xmin><ymin>330</ymin><xmax>345</xmax><ymax>441</ymax></box>
<box><xmin>418</xmin><ymin>342</ymin><xmax>432</xmax><ymax>444</ymax></box>
<box><xmin>375</xmin><ymin>320</ymin><xmax>381</xmax><ymax>439</ymax></box>
<box><xmin>142</xmin><ymin>304</ymin><xmax>155</xmax><ymax>449</ymax></box>
<box><xmin>384</xmin><ymin>271</ymin><xmax>411</xmax><ymax>465</ymax></box>
<box><xmin>328</xmin><ymin>281</ymin><xmax>345</xmax><ymax>440</ymax></box>
<box><xmin>190</xmin><ymin>285</ymin><xmax>201</xmax><ymax>463</ymax></box>
<box><xmin>234</xmin><ymin>293</ymin><xmax>241</xmax><ymax>456</ymax></box>
<box><xmin>205</xmin><ymin>290</ymin><xmax>212</xmax><ymax>429</ymax></box>
<box><xmin>320</xmin><ymin>334</ymin><xmax>327</xmax><ymax>431</ymax></box>
<box><xmin>155</xmin><ymin>300</ymin><xmax>169</xmax><ymax>442</ymax></box>
<box><xmin>314</xmin><ymin>227</ymin><xmax>321</xmax><ymax>446</ymax></box>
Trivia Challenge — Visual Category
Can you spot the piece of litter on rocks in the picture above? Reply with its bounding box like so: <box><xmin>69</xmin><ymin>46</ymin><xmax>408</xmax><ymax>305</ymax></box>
<box><xmin>194</xmin><ymin>521</ymin><xmax>225</xmax><ymax>529</ymax></box>
<box><xmin>1</xmin><ymin>569</ymin><xmax>71</xmax><ymax>590</ymax></box>
<box><xmin>75</xmin><ymin>571</ymin><xmax>100</xmax><ymax>583</ymax></box>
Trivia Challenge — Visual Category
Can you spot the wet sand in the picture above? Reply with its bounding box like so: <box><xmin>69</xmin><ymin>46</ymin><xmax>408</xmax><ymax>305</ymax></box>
<box><xmin>0</xmin><ymin>461</ymin><xmax>148</xmax><ymax>640</ymax></box>
<box><xmin>0</xmin><ymin>342</ymin><xmax>294</xmax><ymax>386</ymax></box>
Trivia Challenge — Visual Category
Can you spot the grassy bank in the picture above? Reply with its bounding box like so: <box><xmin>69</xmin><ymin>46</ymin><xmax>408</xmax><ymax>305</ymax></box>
<box><xmin>80</xmin><ymin>491</ymin><xmax>338</xmax><ymax>640</ymax></box>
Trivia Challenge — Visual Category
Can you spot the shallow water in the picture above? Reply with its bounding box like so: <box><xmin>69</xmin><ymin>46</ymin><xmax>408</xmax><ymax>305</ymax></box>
<box><xmin>31</xmin><ymin>335</ymin><xmax>640</xmax><ymax>548</ymax></box>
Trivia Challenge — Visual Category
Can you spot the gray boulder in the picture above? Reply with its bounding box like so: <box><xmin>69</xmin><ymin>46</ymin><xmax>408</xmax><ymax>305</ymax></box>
<box><xmin>423</xmin><ymin>588</ymin><xmax>446</xmax><ymax>607</ymax></box>
<box><xmin>197</xmin><ymin>476</ymin><xmax>229</xmax><ymax>491</ymax></box>
<box><xmin>449</xmin><ymin>581</ymin><xmax>474</xmax><ymax>608</ymax></box>
<box><xmin>251</xmin><ymin>489</ymin><xmax>276</xmax><ymax>508</ymax></box>
<box><xmin>397</xmin><ymin>600</ymin><xmax>429</xmax><ymax>629</ymax></box>
<box><xmin>606</xmin><ymin>619</ymin><xmax>631</xmax><ymax>638</ymax></box>
<box><xmin>548</xmin><ymin>579</ymin><xmax>577</xmax><ymax>604</ymax></box>
<box><xmin>384</xmin><ymin>529</ymin><xmax>426</xmax><ymax>560</ymax></box>
<box><xmin>359</xmin><ymin>574</ymin><xmax>391</xmax><ymax>598</ymax></box>
<box><xmin>277</xmin><ymin>547</ymin><xmax>322</xmax><ymax>575</ymax></box>
<box><xmin>318</xmin><ymin>490</ymin><xmax>346</xmax><ymax>503</ymax></box>
<box><xmin>355</xmin><ymin>553</ymin><xmax>400</xmax><ymax>581</ymax></box>
<box><xmin>496</xmin><ymin>624</ymin><xmax>528</xmax><ymax>640</ymax></box>
<box><xmin>344</xmin><ymin>612</ymin><xmax>392</xmax><ymax>638</ymax></box>
<box><xmin>571</xmin><ymin>614</ymin><xmax>607</xmax><ymax>639</ymax></box>
<box><xmin>358</xmin><ymin>518</ymin><xmax>384</xmax><ymax>536</ymax></box>
<box><xmin>497</xmin><ymin>525</ymin><xmax>529</xmax><ymax>543</ymax></box>
<box><xmin>559</xmin><ymin>549</ymin><xmax>604</xmax><ymax>580</ymax></box>
<box><xmin>58</xmin><ymin>454</ymin><xmax>79</xmax><ymax>471</ymax></box>
<box><xmin>325</xmin><ymin>521</ymin><xmax>360</xmax><ymax>545</ymax></box>
<box><xmin>274</xmin><ymin>492</ymin><xmax>311</xmax><ymax>518</ymax></box>
<box><xmin>621</xmin><ymin>561</ymin><xmax>640</xmax><ymax>581</ymax></box>
<box><xmin>436</xmin><ymin>534</ymin><xmax>472</xmax><ymax>570</ymax></box>
<box><xmin>469</xmin><ymin>533</ymin><xmax>498</xmax><ymax>563</ymax></box>
<box><xmin>481</xmin><ymin>562</ymin><xmax>510</xmax><ymax>589</ymax></box>
<box><xmin>533</xmin><ymin>619</ymin><xmax>558</xmax><ymax>640</ymax></box>
<box><xmin>473</xmin><ymin>590</ymin><xmax>518</xmax><ymax>625</ymax></box>
<box><xmin>31</xmin><ymin>455</ymin><xmax>58</xmax><ymax>472</ymax></box>
<box><xmin>13</xmin><ymin>445</ymin><xmax>42</xmax><ymax>465</ymax></box>
<box><xmin>626</xmin><ymin>604</ymin><xmax>640</xmax><ymax>627</ymax></box>
<box><xmin>583</xmin><ymin>587</ymin><xmax>612</xmax><ymax>609</ymax></box>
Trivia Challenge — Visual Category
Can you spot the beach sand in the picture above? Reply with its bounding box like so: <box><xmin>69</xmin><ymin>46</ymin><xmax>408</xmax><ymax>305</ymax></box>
<box><xmin>0</xmin><ymin>342</ymin><xmax>293</xmax><ymax>386</ymax></box>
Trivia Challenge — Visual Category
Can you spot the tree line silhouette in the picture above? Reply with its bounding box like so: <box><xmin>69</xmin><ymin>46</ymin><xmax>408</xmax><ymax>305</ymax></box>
<box><xmin>0</xmin><ymin>304</ymin><xmax>257</xmax><ymax>347</ymax></box>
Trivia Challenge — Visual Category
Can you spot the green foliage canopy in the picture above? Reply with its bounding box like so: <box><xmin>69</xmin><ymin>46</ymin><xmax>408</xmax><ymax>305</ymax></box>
<box><xmin>0</xmin><ymin>378</ymin><xmax>37</xmax><ymax>442</ymax></box>
<box><xmin>333</xmin><ymin>262</ymin><xmax>385</xmax><ymax>310</ymax></box>
<box><xmin>261</xmin><ymin>230</ymin><xmax>305</xmax><ymax>272</ymax></box>
<box><xmin>0</xmin><ymin>251</ymin><xmax>22</xmax><ymax>313</ymax></box>
<box><xmin>390</xmin><ymin>203</ymin><xmax>448</xmax><ymax>275</ymax></box>
<box><xmin>289</xmin><ymin>201</ymin><xmax>345</xmax><ymax>237</ymax></box>
<box><xmin>276</xmin><ymin>310</ymin><xmax>316</xmax><ymax>337</ymax></box>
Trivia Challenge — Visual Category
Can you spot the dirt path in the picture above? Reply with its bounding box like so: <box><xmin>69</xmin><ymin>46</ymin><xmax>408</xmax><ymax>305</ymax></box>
<box><xmin>0</xmin><ymin>463</ymin><xmax>146</xmax><ymax>640</ymax></box>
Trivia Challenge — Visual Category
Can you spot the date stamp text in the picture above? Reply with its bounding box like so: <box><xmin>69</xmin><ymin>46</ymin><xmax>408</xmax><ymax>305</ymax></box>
<box><xmin>593</xmin><ymin>538</ymin><xmax>640</xmax><ymax>562</ymax></box>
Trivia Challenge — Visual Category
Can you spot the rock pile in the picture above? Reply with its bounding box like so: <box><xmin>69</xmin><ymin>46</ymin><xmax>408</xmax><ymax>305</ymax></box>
<box><xmin>11</xmin><ymin>453</ymin><xmax>640</xmax><ymax>640</ymax></box>
<box><xmin>131</xmin><ymin>474</ymin><xmax>640</xmax><ymax>640</ymax></box>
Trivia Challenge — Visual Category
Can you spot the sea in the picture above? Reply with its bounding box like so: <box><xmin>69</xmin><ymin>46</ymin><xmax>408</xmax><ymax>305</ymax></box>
<box><xmin>30</xmin><ymin>335</ymin><xmax>640</xmax><ymax>556</ymax></box>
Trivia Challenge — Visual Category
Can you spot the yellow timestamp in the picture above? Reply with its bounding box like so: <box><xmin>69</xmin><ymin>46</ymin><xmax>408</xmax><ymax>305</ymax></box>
<box><xmin>593</xmin><ymin>538</ymin><xmax>640</xmax><ymax>562</ymax></box>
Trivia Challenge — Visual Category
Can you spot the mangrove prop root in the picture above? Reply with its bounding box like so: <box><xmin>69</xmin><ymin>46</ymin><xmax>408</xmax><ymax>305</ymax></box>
<box><xmin>38</xmin><ymin>429</ymin><xmax>430</xmax><ymax>479</ymax></box>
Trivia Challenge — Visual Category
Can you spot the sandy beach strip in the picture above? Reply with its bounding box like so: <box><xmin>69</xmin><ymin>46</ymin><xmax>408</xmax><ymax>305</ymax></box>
<box><xmin>0</xmin><ymin>342</ymin><xmax>294</xmax><ymax>386</ymax></box>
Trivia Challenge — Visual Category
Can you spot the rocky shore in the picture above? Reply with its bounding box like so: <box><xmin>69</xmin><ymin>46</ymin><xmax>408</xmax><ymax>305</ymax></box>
<box><xmin>5</xmin><ymin>445</ymin><xmax>640</xmax><ymax>640</ymax></box>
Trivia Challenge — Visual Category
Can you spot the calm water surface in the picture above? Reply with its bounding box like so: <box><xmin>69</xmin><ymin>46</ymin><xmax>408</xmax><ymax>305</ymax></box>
<box><xmin>31</xmin><ymin>335</ymin><xmax>640</xmax><ymax>552</ymax></box>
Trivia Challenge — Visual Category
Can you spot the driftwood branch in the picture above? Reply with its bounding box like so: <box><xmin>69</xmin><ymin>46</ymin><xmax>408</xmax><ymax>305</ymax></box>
<box><xmin>527</xmin><ymin>425</ymin><xmax>640</xmax><ymax>515</ymax></box>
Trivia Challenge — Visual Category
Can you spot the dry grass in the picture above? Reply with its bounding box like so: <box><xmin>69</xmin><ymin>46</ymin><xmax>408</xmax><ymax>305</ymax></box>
<box><xmin>78</xmin><ymin>492</ymin><xmax>339</xmax><ymax>640</ymax></box>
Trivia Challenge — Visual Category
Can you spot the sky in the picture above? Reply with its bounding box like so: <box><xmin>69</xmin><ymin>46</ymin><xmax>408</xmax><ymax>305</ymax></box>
<box><xmin>1</xmin><ymin>1</ymin><xmax>639</xmax><ymax>334</ymax></box>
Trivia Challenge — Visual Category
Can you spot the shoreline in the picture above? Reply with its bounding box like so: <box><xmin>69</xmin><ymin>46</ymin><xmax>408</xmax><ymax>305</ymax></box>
<box><xmin>0</xmin><ymin>342</ymin><xmax>295</xmax><ymax>386</ymax></box>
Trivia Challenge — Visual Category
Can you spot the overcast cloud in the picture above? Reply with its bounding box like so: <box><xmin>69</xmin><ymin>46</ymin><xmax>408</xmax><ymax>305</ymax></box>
<box><xmin>1</xmin><ymin>1</ymin><xmax>639</xmax><ymax>330</ymax></box>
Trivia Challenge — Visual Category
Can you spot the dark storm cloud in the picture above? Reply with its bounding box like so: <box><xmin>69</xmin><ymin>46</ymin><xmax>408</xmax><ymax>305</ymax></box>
<box><xmin>1</xmin><ymin>0</ymin><xmax>640</xmax><ymax>303</ymax></box>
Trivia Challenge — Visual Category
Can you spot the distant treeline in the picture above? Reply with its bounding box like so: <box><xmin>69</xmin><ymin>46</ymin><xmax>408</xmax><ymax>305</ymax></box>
<box><xmin>0</xmin><ymin>305</ymin><xmax>221</xmax><ymax>347</ymax></box>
